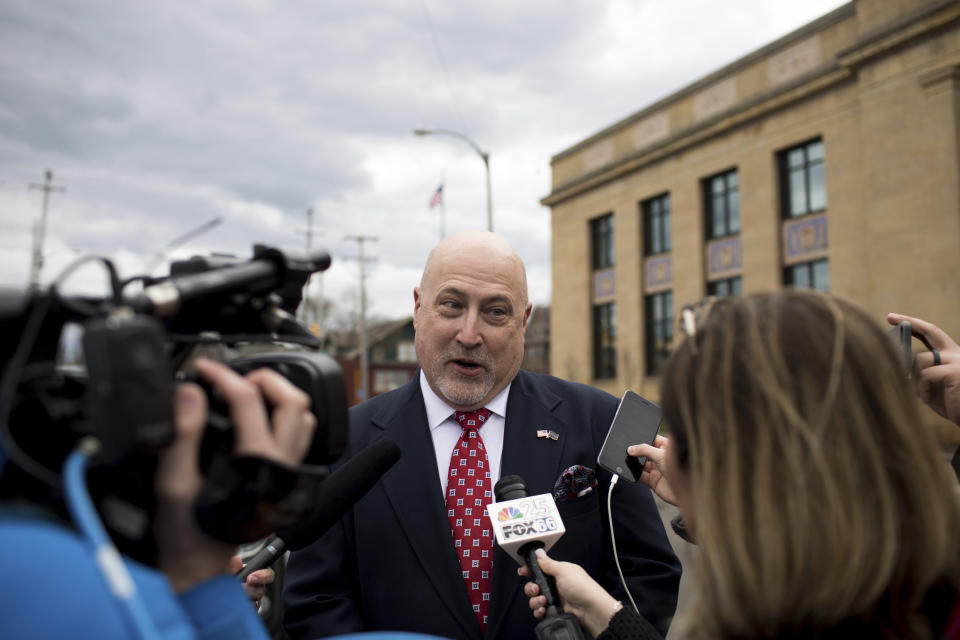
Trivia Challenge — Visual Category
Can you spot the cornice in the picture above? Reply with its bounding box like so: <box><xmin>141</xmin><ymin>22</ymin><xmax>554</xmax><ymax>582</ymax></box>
<box><xmin>548</xmin><ymin>3</ymin><xmax>855</xmax><ymax>165</ymax></box>
<box><xmin>542</xmin><ymin>0</ymin><xmax>960</xmax><ymax>208</ymax></box>
<box><xmin>836</xmin><ymin>0</ymin><xmax>960</xmax><ymax>69</ymax></box>
<box><xmin>541</xmin><ymin>65</ymin><xmax>853</xmax><ymax>207</ymax></box>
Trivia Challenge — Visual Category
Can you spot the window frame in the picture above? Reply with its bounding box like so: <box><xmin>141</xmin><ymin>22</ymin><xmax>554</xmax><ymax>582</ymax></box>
<box><xmin>641</xmin><ymin>193</ymin><xmax>671</xmax><ymax>256</ymax></box>
<box><xmin>706</xmin><ymin>275</ymin><xmax>742</xmax><ymax>297</ymax></box>
<box><xmin>591</xmin><ymin>213</ymin><xmax>615</xmax><ymax>270</ymax></box>
<box><xmin>703</xmin><ymin>168</ymin><xmax>740</xmax><ymax>240</ymax></box>
<box><xmin>644</xmin><ymin>290</ymin><xmax>673</xmax><ymax>376</ymax></box>
<box><xmin>592</xmin><ymin>301</ymin><xmax>617</xmax><ymax>380</ymax></box>
<box><xmin>784</xmin><ymin>258</ymin><xmax>829</xmax><ymax>292</ymax></box>
<box><xmin>778</xmin><ymin>138</ymin><xmax>826</xmax><ymax>219</ymax></box>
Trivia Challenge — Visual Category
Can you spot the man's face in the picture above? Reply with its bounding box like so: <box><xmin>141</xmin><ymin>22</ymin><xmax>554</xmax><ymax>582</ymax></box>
<box><xmin>414</xmin><ymin>248</ymin><xmax>531</xmax><ymax>411</ymax></box>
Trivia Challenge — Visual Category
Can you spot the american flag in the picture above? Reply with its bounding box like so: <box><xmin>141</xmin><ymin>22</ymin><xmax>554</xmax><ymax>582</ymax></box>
<box><xmin>429</xmin><ymin>184</ymin><xmax>443</xmax><ymax>208</ymax></box>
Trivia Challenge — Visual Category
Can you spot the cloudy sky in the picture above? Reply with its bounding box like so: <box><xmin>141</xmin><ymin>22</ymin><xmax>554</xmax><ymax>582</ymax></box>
<box><xmin>0</xmin><ymin>0</ymin><xmax>846</xmax><ymax>325</ymax></box>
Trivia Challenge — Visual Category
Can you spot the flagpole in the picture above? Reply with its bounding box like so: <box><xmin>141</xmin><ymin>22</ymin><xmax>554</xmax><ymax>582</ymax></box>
<box><xmin>440</xmin><ymin>197</ymin><xmax>446</xmax><ymax>240</ymax></box>
<box><xmin>413</xmin><ymin>128</ymin><xmax>492</xmax><ymax>232</ymax></box>
<box><xmin>439</xmin><ymin>171</ymin><xmax>446</xmax><ymax>240</ymax></box>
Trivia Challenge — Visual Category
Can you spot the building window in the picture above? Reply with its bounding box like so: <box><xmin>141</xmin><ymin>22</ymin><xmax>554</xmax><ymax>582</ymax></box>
<box><xmin>591</xmin><ymin>213</ymin><xmax>616</xmax><ymax>380</ymax></box>
<box><xmin>785</xmin><ymin>259</ymin><xmax>829</xmax><ymax>292</ymax></box>
<box><xmin>591</xmin><ymin>214</ymin><xmax>615</xmax><ymax>269</ymax></box>
<box><xmin>642</xmin><ymin>194</ymin><xmax>671</xmax><ymax>255</ymax></box>
<box><xmin>645</xmin><ymin>291</ymin><xmax>673</xmax><ymax>375</ymax></box>
<box><xmin>396</xmin><ymin>340</ymin><xmax>416</xmax><ymax>363</ymax></box>
<box><xmin>707</xmin><ymin>276</ymin><xmax>742</xmax><ymax>297</ymax></box>
<box><xmin>704</xmin><ymin>169</ymin><xmax>739</xmax><ymax>239</ymax></box>
<box><xmin>373</xmin><ymin>369</ymin><xmax>412</xmax><ymax>394</ymax></box>
<box><xmin>780</xmin><ymin>139</ymin><xmax>825</xmax><ymax>218</ymax></box>
<box><xmin>593</xmin><ymin>302</ymin><xmax>616</xmax><ymax>379</ymax></box>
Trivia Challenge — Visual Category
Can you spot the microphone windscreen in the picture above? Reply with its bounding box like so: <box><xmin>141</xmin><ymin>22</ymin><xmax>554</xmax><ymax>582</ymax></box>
<box><xmin>278</xmin><ymin>436</ymin><xmax>401</xmax><ymax>550</ymax></box>
<box><xmin>494</xmin><ymin>474</ymin><xmax>528</xmax><ymax>501</ymax></box>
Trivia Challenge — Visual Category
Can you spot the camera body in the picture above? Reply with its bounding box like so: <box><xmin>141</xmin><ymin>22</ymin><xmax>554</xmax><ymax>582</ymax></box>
<box><xmin>0</xmin><ymin>245</ymin><xmax>348</xmax><ymax>559</ymax></box>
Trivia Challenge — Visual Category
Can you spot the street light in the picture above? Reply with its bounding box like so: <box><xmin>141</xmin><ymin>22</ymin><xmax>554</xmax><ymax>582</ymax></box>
<box><xmin>413</xmin><ymin>128</ymin><xmax>492</xmax><ymax>232</ymax></box>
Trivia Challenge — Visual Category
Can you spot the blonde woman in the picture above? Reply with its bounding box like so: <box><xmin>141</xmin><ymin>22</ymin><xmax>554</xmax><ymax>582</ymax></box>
<box><xmin>523</xmin><ymin>292</ymin><xmax>960</xmax><ymax>639</ymax></box>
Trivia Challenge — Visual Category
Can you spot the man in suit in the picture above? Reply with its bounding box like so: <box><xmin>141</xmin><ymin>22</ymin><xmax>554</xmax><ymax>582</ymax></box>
<box><xmin>283</xmin><ymin>230</ymin><xmax>681</xmax><ymax>639</ymax></box>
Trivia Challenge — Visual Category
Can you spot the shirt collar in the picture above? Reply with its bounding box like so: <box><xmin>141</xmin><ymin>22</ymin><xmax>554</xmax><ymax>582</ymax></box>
<box><xmin>420</xmin><ymin>369</ymin><xmax>511</xmax><ymax>433</ymax></box>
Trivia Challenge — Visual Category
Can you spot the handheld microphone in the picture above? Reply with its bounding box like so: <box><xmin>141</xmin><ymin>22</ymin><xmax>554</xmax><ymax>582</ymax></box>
<box><xmin>236</xmin><ymin>436</ymin><xmax>401</xmax><ymax>581</ymax></box>
<box><xmin>488</xmin><ymin>475</ymin><xmax>584</xmax><ymax>640</ymax></box>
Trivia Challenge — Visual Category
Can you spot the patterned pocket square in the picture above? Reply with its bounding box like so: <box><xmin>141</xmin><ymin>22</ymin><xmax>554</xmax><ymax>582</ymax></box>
<box><xmin>553</xmin><ymin>464</ymin><xmax>597</xmax><ymax>501</ymax></box>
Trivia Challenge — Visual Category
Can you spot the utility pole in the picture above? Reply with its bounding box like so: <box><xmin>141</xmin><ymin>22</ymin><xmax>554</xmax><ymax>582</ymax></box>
<box><xmin>343</xmin><ymin>234</ymin><xmax>378</xmax><ymax>402</ymax></box>
<box><xmin>28</xmin><ymin>169</ymin><xmax>66</xmax><ymax>290</ymax></box>
<box><xmin>296</xmin><ymin>207</ymin><xmax>324</xmax><ymax>334</ymax></box>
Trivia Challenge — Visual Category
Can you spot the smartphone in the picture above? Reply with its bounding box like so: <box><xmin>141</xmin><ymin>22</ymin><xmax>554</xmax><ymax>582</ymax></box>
<box><xmin>889</xmin><ymin>321</ymin><xmax>913</xmax><ymax>371</ymax></box>
<box><xmin>597</xmin><ymin>390</ymin><xmax>662</xmax><ymax>483</ymax></box>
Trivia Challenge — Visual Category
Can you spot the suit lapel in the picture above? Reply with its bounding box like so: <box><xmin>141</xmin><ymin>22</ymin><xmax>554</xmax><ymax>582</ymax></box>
<box><xmin>373</xmin><ymin>378</ymin><xmax>483</xmax><ymax>640</ymax></box>
<box><xmin>487</xmin><ymin>371</ymin><xmax>568</xmax><ymax>639</ymax></box>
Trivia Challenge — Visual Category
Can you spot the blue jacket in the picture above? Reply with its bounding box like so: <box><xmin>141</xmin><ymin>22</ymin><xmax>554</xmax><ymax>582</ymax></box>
<box><xmin>0</xmin><ymin>513</ymin><xmax>267</xmax><ymax>639</ymax></box>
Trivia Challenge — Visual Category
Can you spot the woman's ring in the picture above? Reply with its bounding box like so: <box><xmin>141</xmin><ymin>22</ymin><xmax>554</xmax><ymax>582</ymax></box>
<box><xmin>932</xmin><ymin>349</ymin><xmax>942</xmax><ymax>366</ymax></box>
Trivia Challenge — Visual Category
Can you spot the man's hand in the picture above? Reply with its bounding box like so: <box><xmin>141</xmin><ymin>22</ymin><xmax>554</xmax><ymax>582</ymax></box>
<box><xmin>155</xmin><ymin>358</ymin><xmax>316</xmax><ymax>592</ymax></box>
<box><xmin>628</xmin><ymin>435</ymin><xmax>678</xmax><ymax>507</ymax></box>
<box><xmin>228</xmin><ymin>556</ymin><xmax>276</xmax><ymax>609</ymax></box>
<box><xmin>888</xmin><ymin>313</ymin><xmax>960</xmax><ymax>426</ymax></box>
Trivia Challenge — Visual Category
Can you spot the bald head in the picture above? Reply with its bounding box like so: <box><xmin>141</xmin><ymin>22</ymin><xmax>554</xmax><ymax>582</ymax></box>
<box><xmin>420</xmin><ymin>230</ymin><xmax>529</xmax><ymax>308</ymax></box>
<box><xmin>413</xmin><ymin>230</ymin><xmax>532</xmax><ymax>411</ymax></box>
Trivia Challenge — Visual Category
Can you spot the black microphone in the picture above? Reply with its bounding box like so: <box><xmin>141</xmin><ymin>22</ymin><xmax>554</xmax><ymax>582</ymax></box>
<box><xmin>236</xmin><ymin>436</ymin><xmax>401</xmax><ymax>580</ymax></box>
<box><xmin>494</xmin><ymin>475</ymin><xmax>585</xmax><ymax>640</ymax></box>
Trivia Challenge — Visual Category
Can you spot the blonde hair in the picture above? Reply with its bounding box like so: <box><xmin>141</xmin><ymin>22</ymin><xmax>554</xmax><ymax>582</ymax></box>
<box><xmin>661</xmin><ymin>291</ymin><xmax>960</xmax><ymax>638</ymax></box>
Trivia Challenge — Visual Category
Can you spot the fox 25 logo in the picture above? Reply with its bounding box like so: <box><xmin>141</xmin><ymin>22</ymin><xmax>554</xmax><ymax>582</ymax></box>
<box><xmin>499</xmin><ymin>517</ymin><xmax>558</xmax><ymax>539</ymax></box>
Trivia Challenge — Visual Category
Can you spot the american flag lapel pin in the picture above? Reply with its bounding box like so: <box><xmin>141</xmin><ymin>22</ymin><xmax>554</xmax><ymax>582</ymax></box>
<box><xmin>536</xmin><ymin>429</ymin><xmax>560</xmax><ymax>441</ymax></box>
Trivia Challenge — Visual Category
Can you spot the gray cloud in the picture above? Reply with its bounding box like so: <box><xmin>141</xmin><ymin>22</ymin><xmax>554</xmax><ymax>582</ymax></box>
<box><xmin>0</xmin><ymin>0</ymin><xmax>846</xmax><ymax>316</ymax></box>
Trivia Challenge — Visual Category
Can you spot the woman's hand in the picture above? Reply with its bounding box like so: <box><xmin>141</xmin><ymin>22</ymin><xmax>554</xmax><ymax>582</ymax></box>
<box><xmin>888</xmin><ymin>312</ymin><xmax>960</xmax><ymax>426</ymax></box>
<box><xmin>518</xmin><ymin>549</ymin><xmax>621</xmax><ymax>638</ymax></box>
<box><xmin>629</xmin><ymin>435</ymin><xmax>677</xmax><ymax>506</ymax></box>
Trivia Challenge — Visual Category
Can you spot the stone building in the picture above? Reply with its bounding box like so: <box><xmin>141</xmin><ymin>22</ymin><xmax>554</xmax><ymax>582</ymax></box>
<box><xmin>521</xmin><ymin>306</ymin><xmax>551</xmax><ymax>374</ymax></box>
<box><xmin>542</xmin><ymin>0</ymin><xmax>960</xmax><ymax>448</ymax></box>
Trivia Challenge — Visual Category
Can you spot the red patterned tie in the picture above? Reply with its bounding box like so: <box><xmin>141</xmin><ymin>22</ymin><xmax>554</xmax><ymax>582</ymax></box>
<box><xmin>446</xmin><ymin>408</ymin><xmax>494</xmax><ymax>633</ymax></box>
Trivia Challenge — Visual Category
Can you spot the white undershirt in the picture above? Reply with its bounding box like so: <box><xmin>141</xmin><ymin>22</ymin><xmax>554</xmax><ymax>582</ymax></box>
<box><xmin>419</xmin><ymin>370</ymin><xmax>508</xmax><ymax>495</ymax></box>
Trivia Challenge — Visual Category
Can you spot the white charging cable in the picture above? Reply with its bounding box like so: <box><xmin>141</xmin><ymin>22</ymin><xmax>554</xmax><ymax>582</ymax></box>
<box><xmin>606</xmin><ymin>474</ymin><xmax>640</xmax><ymax>615</ymax></box>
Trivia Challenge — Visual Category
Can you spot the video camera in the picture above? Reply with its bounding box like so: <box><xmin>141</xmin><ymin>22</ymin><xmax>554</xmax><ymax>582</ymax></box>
<box><xmin>0</xmin><ymin>244</ymin><xmax>348</xmax><ymax>562</ymax></box>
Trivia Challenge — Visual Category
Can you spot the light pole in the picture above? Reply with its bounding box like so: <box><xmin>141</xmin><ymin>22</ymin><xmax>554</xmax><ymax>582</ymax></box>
<box><xmin>413</xmin><ymin>128</ymin><xmax>492</xmax><ymax>232</ymax></box>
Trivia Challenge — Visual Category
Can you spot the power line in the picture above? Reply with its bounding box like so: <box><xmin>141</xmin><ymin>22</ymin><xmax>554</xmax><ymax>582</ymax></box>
<box><xmin>418</xmin><ymin>1</ymin><xmax>470</xmax><ymax>135</ymax></box>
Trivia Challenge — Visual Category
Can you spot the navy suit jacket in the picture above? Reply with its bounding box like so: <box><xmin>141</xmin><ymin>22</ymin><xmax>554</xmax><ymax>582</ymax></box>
<box><xmin>283</xmin><ymin>370</ymin><xmax>681</xmax><ymax>640</ymax></box>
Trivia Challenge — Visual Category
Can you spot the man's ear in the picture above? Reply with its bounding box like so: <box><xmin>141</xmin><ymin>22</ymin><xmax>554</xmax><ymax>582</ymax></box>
<box><xmin>522</xmin><ymin>303</ymin><xmax>533</xmax><ymax>332</ymax></box>
<box><xmin>413</xmin><ymin>287</ymin><xmax>422</xmax><ymax>329</ymax></box>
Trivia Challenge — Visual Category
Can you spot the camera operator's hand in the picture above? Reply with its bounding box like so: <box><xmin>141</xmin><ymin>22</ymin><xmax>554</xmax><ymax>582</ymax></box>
<box><xmin>888</xmin><ymin>313</ymin><xmax>960</xmax><ymax>427</ymax></box>
<box><xmin>155</xmin><ymin>357</ymin><xmax>316</xmax><ymax>592</ymax></box>
<box><xmin>629</xmin><ymin>435</ymin><xmax>678</xmax><ymax>507</ymax></box>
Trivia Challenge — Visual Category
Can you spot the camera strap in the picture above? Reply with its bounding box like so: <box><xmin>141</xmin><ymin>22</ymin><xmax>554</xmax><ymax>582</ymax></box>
<box><xmin>63</xmin><ymin>441</ymin><xmax>160</xmax><ymax>640</ymax></box>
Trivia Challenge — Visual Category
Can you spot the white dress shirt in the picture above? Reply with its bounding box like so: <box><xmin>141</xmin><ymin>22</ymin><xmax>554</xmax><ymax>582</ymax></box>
<box><xmin>419</xmin><ymin>369</ymin><xmax>508</xmax><ymax>496</ymax></box>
